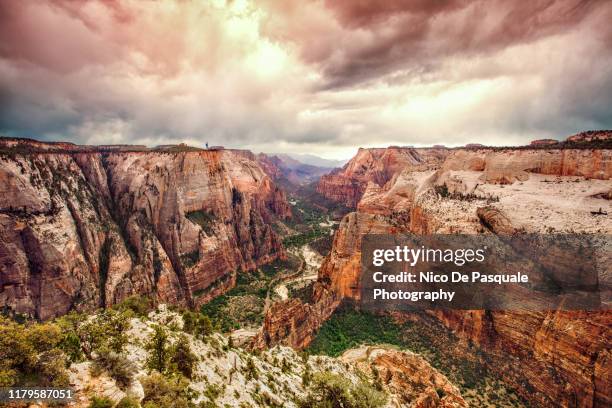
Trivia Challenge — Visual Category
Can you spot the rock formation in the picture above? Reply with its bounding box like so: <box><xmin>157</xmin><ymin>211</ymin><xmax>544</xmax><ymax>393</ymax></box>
<box><xmin>0</xmin><ymin>140</ymin><xmax>290</xmax><ymax>319</ymax></box>
<box><xmin>67</xmin><ymin>305</ymin><xmax>466</xmax><ymax>407</ymax></box>
<box><xmin>317</xmin><ymin>147</ymin><xmax>449</xmax><ymax>208</ymax></box>
<box><xmin>261</xmin><ymin>134</ymin><xmax>612</xmax><ymax>407</ymax></box>
<box><xmin>340</xmin><ymin>345</ymin><xmax>467</xmax><ymax>407</ymax></box>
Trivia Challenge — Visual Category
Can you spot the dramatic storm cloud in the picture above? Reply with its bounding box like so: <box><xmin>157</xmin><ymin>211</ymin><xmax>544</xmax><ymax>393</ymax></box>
<box><xmin>1</xmin><ymin>0</ymin><xmax>611</xmax><ymax>158</ymax></box>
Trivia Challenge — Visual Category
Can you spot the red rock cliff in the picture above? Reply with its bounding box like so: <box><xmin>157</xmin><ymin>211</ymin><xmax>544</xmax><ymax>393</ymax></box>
<box><xmin>260</xmin><ymin>142</ymin><xmax>612</xmax><ymax>407</ymax></box>
<box><xmin>317</xmin><ymin>147</ymin><xmax>449</xmax><ymax>208</ymax></box>
<box><xmin>0</xmin><ymin>143</ymin><xmax>290</xmax><ymax>319</ymax></box>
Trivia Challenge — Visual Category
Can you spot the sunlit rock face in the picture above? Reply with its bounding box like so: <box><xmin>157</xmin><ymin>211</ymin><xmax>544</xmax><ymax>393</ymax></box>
<box><xmin>0</xmin><ymin>141</ymin><xmax>290</xmax><ymax>319</ymax></box>
<box><xmin>317</xmin><ymin>147</ymin><xmax>450</xmax><ymax>208</ymax></box>
<box><xmin>262</xmin><ymin>135</ymin><xmax>612</xmax><ymax>407</ymax></box>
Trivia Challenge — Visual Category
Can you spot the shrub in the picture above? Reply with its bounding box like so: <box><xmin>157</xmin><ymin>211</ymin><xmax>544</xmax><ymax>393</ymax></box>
<box><xmin>94</xmin><ymin>349</ymin><xmax>138</xmax><ymax>389</ymax></box>
<box><xmin>0</xmin><ymin>317</ymin><xmax>69</xmax><ymax>386</ymax></box>
<box><xmin>59</xmin><ymin>331</ymin><xmax>84</xmax><ymax>363</ymax></box>
<box><xmin>298</xmin><ymin>372</ymin><xmax>386</xmax><ymax>408</ymax></box>
<box><xmin>244</xmin><ymin>357</ymin><xmax>259</xmax><ymax>381</ymax></box>
<box><xmin>55</xmin><ymin>311</ymin><xmax>86</xmax><ymax>362</ymax></box>
<box><xmin>78</xmin><ymin>309</ymin><xmax>130</xmax><ymax>358</ymax></box>
<box><xmin>25</xmin><ymin>322</ymin><xmax>63</xmax><ymax>352</ymax></box>
<box><xmin>114</xmin><ymin>296</ymin><xmax>154</xmax><ymax>317</ymax></box>
<box><xmin>182</xmin><ymin>311</ymin><xmax>213</xmax><ymax>338</ymax></box>
<box><xmin>141</xmin><ymin>372</ymin><xmax>193</xmax><ymax>408</ymax></box>
<box><xmin>35</xmin><ymin>349</ymin><xmax>69</xmax><ymax>387</ymax></box>
<box><xmin>89</xmin><ymin>396</ymin><xmax>115</xmax><ymax>408</ymax></box>
<box><xmin>0</xmin><ymin>317</ymin><xmax>37</xmax><ymax>381</ymax></box>
<box><xmin>116</xmin><ymin>396</ymin><xmax>141</xmax><ymax>408</ymax></box>
<box><xmin>145</xmin><ymin>325</ymin><xmax>169</xmax><ymax>373</ymax></box>
<box><xmin>351</xmin><ymin>379</ymin><xmax>387</xmax><ymax>408</ymax></box>
<box><xmin>302</xmin><ymin>365</ymin><xmax>312</xmax><ymax>387</ymax></box>
<box><xmin>203</xmin><ymin>383</ymin><xmax>223</xmax><ymax>402</ymax></box>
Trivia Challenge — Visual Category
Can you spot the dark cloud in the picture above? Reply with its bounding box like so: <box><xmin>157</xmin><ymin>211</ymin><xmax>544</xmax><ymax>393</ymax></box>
<box><xmin>312</xmin><ymin>0</ymin><xmax>602</xmax><ymax>88</ymax></box>
<box><xmin>0</xmin><ymin>0</ymin><xmax>611</xmax><ymax>157</ymax></box>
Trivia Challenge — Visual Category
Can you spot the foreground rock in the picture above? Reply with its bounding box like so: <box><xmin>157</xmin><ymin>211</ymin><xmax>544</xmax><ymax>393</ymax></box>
<box><xmin>341</xmin><ymin>345</ymin><xmax>467</xmax><ymax>408</ymax></box>
<box><xmin>67</xmin><ymin>306</ymin><xmax>464</xmax><ymax>408</ymax></box>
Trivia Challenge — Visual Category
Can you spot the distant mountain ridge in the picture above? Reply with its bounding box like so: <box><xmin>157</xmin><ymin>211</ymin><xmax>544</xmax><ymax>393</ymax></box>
<box><xmin>273</xmin><ymin>153</ymin><xmax>347</xmax><ymax>168</ymax></box>
<box><xmin>258</xmin><ymin>153</ymin><xmax>338</xmax><ymax>187</ymax></box>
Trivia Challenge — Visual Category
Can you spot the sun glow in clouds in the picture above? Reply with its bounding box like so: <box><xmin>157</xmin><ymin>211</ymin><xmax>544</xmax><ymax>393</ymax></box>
<box><xmin>0</xmin><ymin>0</ymin><xmax>611</xmax><ymax>157</ymax></box>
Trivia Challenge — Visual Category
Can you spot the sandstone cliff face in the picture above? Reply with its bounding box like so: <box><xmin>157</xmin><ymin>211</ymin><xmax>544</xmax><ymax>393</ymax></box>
<box><xmin>261</xmin><ymin>143</ymin><xmax>612</xmax><ymax>407</ymax></box>
<box><xmin>341</xmin><ymin>345</ymin><xmax>467</xmax><ymax>408</ymax></box>
<box><xmin>317</xmin><ymin>147</ymin><xmax>449</xmax><ymax>208</ymax></box>
<box><xmin>0</xmin><ymin>144</ymin><xmax>290</xmax><ymax>319</ymax></box>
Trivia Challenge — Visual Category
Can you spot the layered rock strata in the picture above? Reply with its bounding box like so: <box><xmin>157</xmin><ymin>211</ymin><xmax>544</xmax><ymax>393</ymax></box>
<box><xmin>317</xmin><ymin>147</ymin><xmax>449</xmax><ymax>208</ymax></box>
<box><xmin>0</xmin><ymin>141</ymin><xmax>290</xmax><ymax>319</ymax></box>
<box><xmin>261</xmin><ymin>134</ymin><xmax>612</xmax><ymax>407</ymax></box>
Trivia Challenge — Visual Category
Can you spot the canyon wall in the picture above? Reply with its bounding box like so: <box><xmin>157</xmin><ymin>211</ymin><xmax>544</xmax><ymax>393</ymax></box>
<box><xmin>0</xmin><ymin>141</ymin><xmax>290</xmax><ymax>319</ymax></box>
<box><xmin>260</xmin><ymin>135</ymin><xmax>612</xmax><ymax>407</ymax></box>
<box><xmin>317</xmin><ymin>147</ymin><xmax>449</xmax><ymax>208</ymax></box>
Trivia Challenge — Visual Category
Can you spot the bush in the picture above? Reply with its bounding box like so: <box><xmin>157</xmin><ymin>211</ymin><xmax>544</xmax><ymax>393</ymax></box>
<box><xmin>35</xmin><ymin>349</ymin><xmax>69</xmax><ymax>387</ymax></box>
<box><xmin>298</xmin><ymin>372</ymin><xmax>386</xmax><ymax>408</ymax></box>
<box><xmin>0</xmin><ymin>317</ymin><xmax>37</xmax><ymax>383</ymax></box>
<box><xmin>94</xmin><ymin>349</ymin><xmax>138</xmax><ymax>389</ymax></box>
<box><xmin>0</xmin><ymin>317</ymin><xmax>69</xmax><ymax>386</ymax></box>
<box><xmin>141</xmin><ymin>372</ymin><xmax>193</xmax><ymax>408</ymax></box>
<box><xmin>55</xmin><ymin>311</ymin><xmax>86</xmax><ymax>362</ymax></box>
<box><xmin>203</xmin><ymin>383</ymin><xmax>222</xmax><ymax>402</ymax></box>
<box><xmin>89</xmin><ymin>396</ymin><xmax>115</xmax><ymax>408</ymax></box>
<box><xmin>351</xmin><ymin>379</ymin><xmax>387</xmax><ymax>408</ymax></box>
<box><xmin>25</xmin><ymin>322</ymin><xmax>63</xmax><ymax>352</ymax></box>
<box><xmin>182</xmin><ymin>311</ymin><xmax>213</xmax><ymax>338</ymax></box>
<box><xmin>59</xmin><ymin>331</ymin><xmax>84</xmax><ymax>363</ymax></box>
<box><xmin>244</xmin><ymin>357</ymin><xmax>259</xmax><ymax>381</ymax></box>
<box><xmin>114</xmin><ymin>296</ymin><xmax>154</xmax><ymax>317</ymax></box>
<box><xmin>78</xmin><ymin>309</ymin><xmax>131</xmax><ymax>358</ymax></box>
<box><xmin>116</xmin><ymin>396</ymin><xmax>141</xmax><ymax>408</ymax></box>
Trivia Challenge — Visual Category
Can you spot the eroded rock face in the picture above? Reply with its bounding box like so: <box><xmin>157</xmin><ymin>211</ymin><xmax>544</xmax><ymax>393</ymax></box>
<box><xmin>441</xmin><ymin>148</ymin><xmax>612</xmax><ymax>184</ymax></box>
<box><xmin>0</xmin><ymin>146</ymin><xmax>290</xmax><ymax>319</ymax></box>
<box><xmin>317</xmin><ymin>147</ymin><xmax>449</xmax><ymax>208</ymax></box>
<box><xmin>262</xmin><ymin>143</ymin><xmax>612</xmax><ymax>407</ymax></box>
<box><xmin>341</xmin><ymin>346</ymin><xmax>467</xmax><ymax>408</ymax></box>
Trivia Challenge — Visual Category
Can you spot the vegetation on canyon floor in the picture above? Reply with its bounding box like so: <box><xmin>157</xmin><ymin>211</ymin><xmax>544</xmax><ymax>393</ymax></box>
<box><xmin>199</xmin><ymin>256</ymin><xmax>302</xmax><ymax>332</ymax></box>
<box><xmin>280</xmin><ymin>183</ymin><xmax>345</xmax><ymax>250</ymax></box>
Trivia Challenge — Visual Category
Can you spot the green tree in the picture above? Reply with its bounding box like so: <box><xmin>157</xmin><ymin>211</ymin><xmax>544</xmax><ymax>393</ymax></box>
<box><xmin>170</xmin><ymin>335</ymin><xmax>198</xmax><ymax>379</ymax></box>
<box><xmin>182</xmin><ymin>311</ymin><xmax>213</xmax><ymax>338</ymax></box>
<box><xmin>55</xmin><ymin>311</ymin><xmax>86</xmax><ymax>362</ymax></box>
<box><xmin>146</xmin><ymin>325</ymin><xmax>170</xmax><ymax>373</ymax></box>
<box><xmin>35</xmin><ymin>349</ymin><xmax>69</xmax><ymax>386</ymax></box>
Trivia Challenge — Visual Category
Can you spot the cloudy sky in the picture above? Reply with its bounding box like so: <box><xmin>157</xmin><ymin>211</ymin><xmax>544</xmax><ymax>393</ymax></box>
<box><xmin>1</xmin><ymin>0</ymin><xmax>611</xmax><ymax>159</ymax></box>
